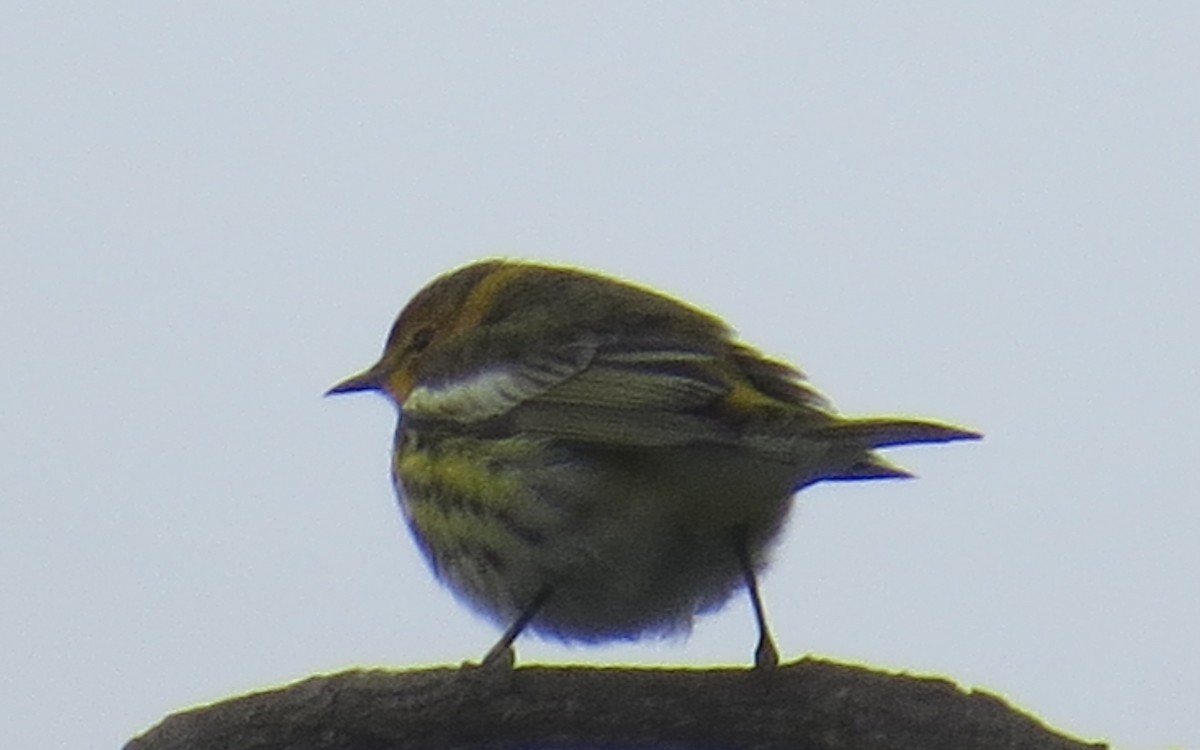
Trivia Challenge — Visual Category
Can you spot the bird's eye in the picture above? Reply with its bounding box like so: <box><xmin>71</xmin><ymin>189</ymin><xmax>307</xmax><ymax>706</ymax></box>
<box><xmin>409</xmin><ymin>326</ymin><xmax>436</xmax><ymax>353</ymax></box>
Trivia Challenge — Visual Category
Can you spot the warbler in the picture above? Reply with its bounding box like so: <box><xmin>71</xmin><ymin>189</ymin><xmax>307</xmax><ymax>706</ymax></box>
<box><xmin>328</xmin><ymin>260</ymin><xmax>978</xmax><ymax>668</ymax></box>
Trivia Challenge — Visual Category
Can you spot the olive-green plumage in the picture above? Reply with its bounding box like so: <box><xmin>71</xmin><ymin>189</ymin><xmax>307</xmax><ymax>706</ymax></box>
<box><xmin>329</xmin><ymin>260</ymin><xmax>979</xmax><ymax>666</ymax></box>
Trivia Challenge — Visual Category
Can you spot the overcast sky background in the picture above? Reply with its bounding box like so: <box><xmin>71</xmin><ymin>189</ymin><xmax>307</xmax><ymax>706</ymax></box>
<box><xmin>3</xmin><ymin>5</ymin><xmax>1197</xmax><ymax>749</ymax></box>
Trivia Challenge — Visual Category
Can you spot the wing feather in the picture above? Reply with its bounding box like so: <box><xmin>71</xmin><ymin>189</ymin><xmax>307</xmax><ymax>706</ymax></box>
<box><xmin>405</xmin><ymin>334</ymin><xmax>855</xmax><ymax>454</ymax></box>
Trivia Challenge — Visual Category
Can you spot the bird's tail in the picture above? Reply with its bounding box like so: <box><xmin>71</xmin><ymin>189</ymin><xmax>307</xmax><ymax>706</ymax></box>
<box><xmin>811</xmin><ymin>417</ymin><xmax>981</xmax><ymax>481</ymax></box>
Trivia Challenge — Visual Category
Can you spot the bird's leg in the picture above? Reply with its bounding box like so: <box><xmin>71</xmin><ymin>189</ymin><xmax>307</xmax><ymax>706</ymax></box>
<box><xmin>481</xmin><ymin>585</ymin><xmax>552</xmax><ymax>669</ymax></box>
<box><xmin>734</xmin><ymin>528</ymin><xmax>780</xmax><ymax>669</ymax></box>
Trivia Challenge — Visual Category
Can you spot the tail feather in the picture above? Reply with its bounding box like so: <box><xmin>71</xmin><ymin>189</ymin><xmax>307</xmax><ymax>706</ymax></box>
<box><xmin>813</xmin><ymin>417</ymin><xmax>982</xmax><ymax>449</ymax></box>
<box><xmin>829</xmin><ymin>454</ymin><xmax>914</xmax><ymax>481</ymax></box>
<box><xmin>812</xmin><ymin>417</ymin><xmax>980</xmax><ymax>483</ymax></box>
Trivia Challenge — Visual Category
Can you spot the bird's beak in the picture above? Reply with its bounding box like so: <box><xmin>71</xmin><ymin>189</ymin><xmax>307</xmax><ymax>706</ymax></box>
<box><xmin>325</xmin><ymin>365</ymin><xmax>382</xmax><ymax>396</ymax></box>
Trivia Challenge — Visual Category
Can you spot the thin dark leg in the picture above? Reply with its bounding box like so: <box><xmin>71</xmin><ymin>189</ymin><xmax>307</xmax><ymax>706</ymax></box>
<box><xmin>481</xmin><ymin>585</ymin><xmax>552</xmax><ymax>669</ymax></box>
<box><xmin>734</xmin><ymin>529</ymin><xmax>779</xmax><ymax>669</ymax></box>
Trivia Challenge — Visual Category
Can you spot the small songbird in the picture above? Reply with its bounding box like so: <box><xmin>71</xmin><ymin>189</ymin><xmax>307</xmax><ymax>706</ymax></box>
<box><xmin>328</xmin><ymin>260</ymin><xmax>978</xmax><ymax>668</ymax></box>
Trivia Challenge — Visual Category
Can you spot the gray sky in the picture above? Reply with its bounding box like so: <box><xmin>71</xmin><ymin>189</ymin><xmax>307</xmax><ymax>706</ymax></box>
<box><xmin>4</xmin><ymin>5</ymin><xmax>1197</xmax><ymax>749</ymax></box>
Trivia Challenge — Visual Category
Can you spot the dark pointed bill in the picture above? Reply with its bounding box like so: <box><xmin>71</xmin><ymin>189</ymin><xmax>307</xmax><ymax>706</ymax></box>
<box><xmin>325</xmin><ymin>367</ymin><xmax>381</xmax><ymax>396</ymax></box>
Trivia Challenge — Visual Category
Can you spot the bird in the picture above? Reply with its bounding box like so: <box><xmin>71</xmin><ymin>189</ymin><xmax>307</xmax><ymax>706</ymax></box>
<box><xmin>327</xmin><ymin>259</ymin><xmax>979</xmax><ymax>668</ymax></box>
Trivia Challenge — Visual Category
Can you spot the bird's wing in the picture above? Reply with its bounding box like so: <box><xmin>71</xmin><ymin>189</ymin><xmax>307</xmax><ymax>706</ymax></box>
<box><xmin>405</xmin><ymin>331</ymin><xmax>838</xmax><ymax>449</ymax></box>
<box><xmin>508</xmin><ymin>340</ymin><xmax>740</xmax><ymax>446</ymax></box>
<box><xmin>401</xmin><ymin>338</ymin><xmax>600</xmax><ymax>423</ymax></box>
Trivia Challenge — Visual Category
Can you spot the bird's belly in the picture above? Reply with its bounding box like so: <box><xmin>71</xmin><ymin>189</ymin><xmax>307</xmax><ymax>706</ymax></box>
<box><xmin>394</xmin><ymin>433</ymin><xmax>797</xmax><ymax>641</ymax></box>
